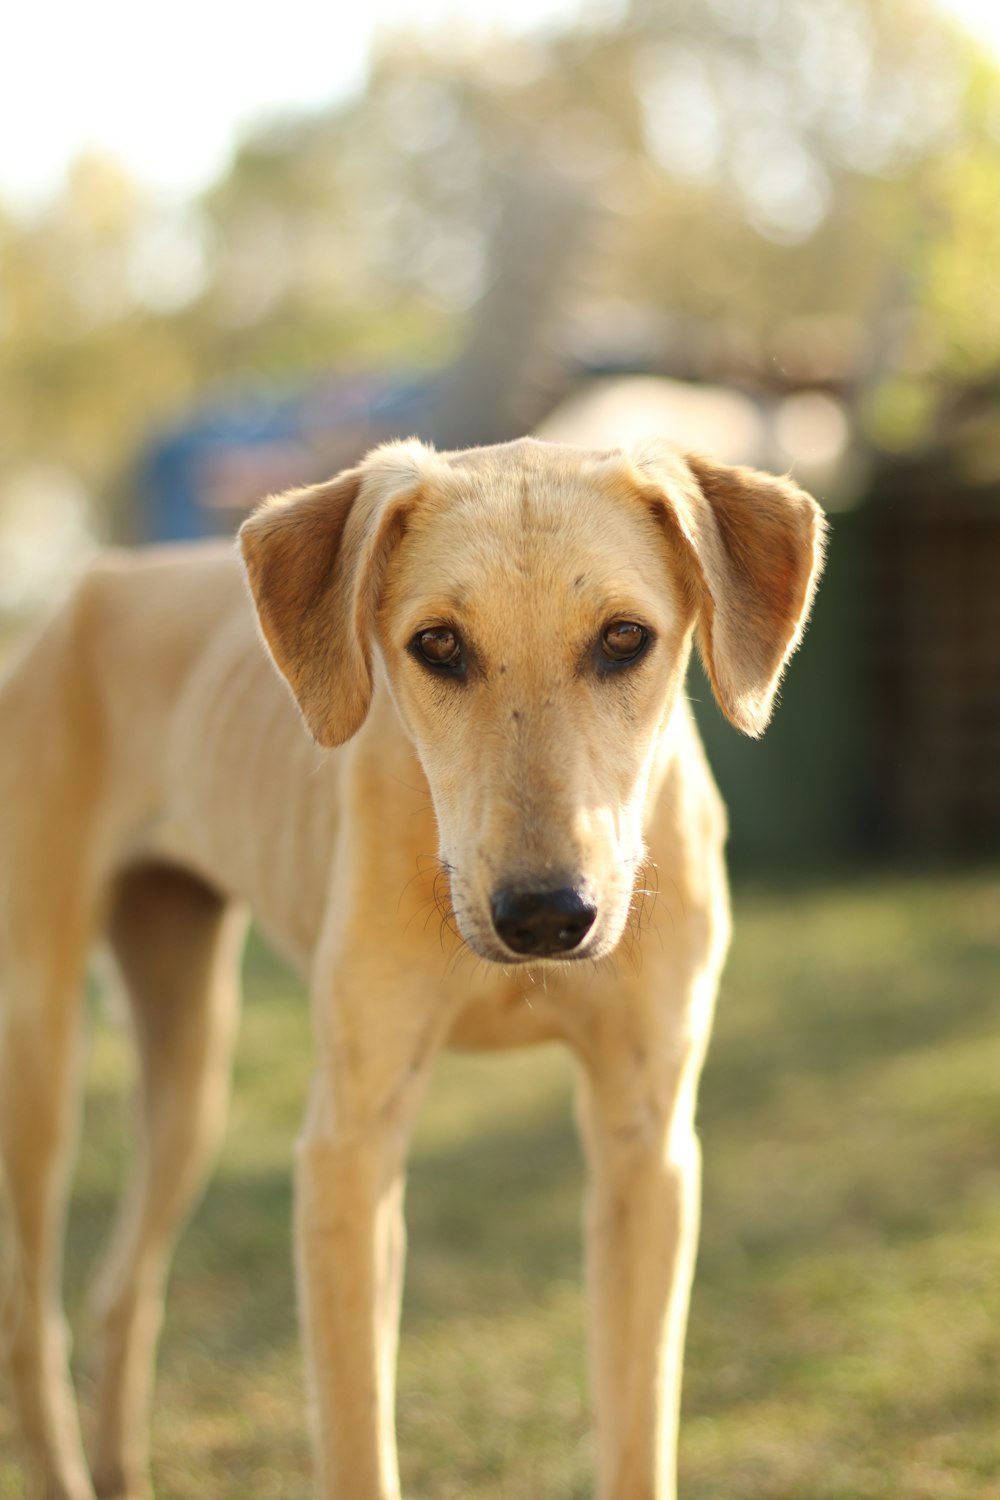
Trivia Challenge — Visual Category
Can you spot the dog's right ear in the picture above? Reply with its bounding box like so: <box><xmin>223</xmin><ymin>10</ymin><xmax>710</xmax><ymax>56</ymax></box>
<box><xmin>239</xmin><ymin>450</ymin><xmax>423</xmax><ymax>748</ymax></box>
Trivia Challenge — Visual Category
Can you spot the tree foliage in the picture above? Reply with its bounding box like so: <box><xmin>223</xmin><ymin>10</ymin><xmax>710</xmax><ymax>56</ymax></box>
<box><xmin>2</xmin><ymin>0</ymin><xmax>999</xmax><ymax>537</ymax></box>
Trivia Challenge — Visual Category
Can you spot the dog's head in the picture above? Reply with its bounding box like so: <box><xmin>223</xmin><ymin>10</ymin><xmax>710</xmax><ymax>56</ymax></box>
<box><xmin>240</xmin><ymin>437</ymin><xmax>825</xmax><ymax>964</ymax></box>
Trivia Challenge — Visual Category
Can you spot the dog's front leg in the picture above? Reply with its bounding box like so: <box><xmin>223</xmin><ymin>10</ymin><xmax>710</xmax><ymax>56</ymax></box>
<box><xmin>574</xmin><ymin>993</ymin><xmax>711</xmax><ymax>1500</ymax></box>
<box><xmin>296</xmin><ymin>953</ymin><xmax>452</xmax><ymax>1500</ymax></box>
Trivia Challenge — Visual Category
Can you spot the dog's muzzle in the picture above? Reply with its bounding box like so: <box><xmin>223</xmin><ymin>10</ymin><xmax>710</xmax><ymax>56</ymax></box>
<box><xmin>489</xmin><ymin>885</ymin><xmax>597</xmax><ymax>958</ymax></box>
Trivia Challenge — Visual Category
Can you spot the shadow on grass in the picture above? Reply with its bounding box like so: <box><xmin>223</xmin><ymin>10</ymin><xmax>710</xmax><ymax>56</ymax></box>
<box><xmin>703</xmin><ymin>877</ymin><xmax>1000</xmax><ymax>1119</ymax></box>
<box><xmin>63</xmin><ymin>1072</ymin><xmax>584</xmax><ymax>1372</ymax></box>
<box><xmin>693</xmin><ymin>871</ymin><xmax>1000</xmax><ymax>1278</ymax></box>
<box><xmin>405</xmin><ymin>1086</ymin><xmax>583</xmax><ymax>1327</ymax></box>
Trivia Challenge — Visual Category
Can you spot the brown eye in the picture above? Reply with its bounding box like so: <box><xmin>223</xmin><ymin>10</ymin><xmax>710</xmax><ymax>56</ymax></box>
<box><xmin>601</xmin><ymin>621</ymin><xmax>648</xmax><ymax>665</ymax></box>
<box><xmin>414</xmin><ymin>627</ymin><xmax>463</xmax><ymax>669</ymax></box>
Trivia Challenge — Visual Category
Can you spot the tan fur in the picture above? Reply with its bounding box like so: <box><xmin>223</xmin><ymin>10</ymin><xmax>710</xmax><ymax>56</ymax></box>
<box><xmin>0</xmin><ymin>435</ymin><xmax>824</xmax><ymax>1500</ymax></box>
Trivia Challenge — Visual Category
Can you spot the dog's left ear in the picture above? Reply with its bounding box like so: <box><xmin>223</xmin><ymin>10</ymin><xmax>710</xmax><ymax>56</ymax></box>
<box><xmin>239</xmin><ymin>444</ymin><xmax>426</xmax><ymax>747</ymax></box>
<box><xmin>636</xmin><ymin>448</ymin><xmax>827</xmax><ymax>737</ymax></box>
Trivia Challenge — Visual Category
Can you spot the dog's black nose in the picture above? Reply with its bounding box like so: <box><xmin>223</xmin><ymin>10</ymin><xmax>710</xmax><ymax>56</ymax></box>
<box><xmin>490</xmin><ymin>886</ymin><xmax>597</xmax><ymax>957</ymax></box>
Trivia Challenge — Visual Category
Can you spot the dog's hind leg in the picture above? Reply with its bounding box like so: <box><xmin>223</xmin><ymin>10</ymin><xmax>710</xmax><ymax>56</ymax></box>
<box><xmin>0</xmin><ymin>598</ymin><xmax>110</xmax><ymax>1500</ymax></box>
<box><xmin>0</xmin><ymin>879</ymin><xmax>99</xmax><ymax>1500</ymax></box>
<box><xmin>87</xmin><ymin>864</ymin><xmax>247</xmax><ymax>1500</ymax></box>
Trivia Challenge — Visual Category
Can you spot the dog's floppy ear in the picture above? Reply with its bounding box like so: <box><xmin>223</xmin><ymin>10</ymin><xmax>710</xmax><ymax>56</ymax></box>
<box><xmin>239</xmin><ymin>447</ymin><xmax>423</xmax><ymax>747</ymax></box>
<box><xmin>636</xmin><ymin>447</ymin><xmax>827</xmax><ymax>737</ymax></box>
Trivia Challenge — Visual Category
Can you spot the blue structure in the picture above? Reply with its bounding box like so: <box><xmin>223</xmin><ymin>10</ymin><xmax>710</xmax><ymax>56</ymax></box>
<box><xmin>134</xmin><ymin>372</ymin><xmax>444</xmax><ymax>543</ymax></box>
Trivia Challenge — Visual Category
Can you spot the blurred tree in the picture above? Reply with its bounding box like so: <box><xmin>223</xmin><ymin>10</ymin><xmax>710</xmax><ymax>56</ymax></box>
<box><xmin>0</xmin><ymin>155</ymin><xmax>203</xmax><ymax>528</ymax></box>
<box><xmin>1</xmin><ymin>0</ymin><xmax>999</xmax><ymax>544</ymax></box>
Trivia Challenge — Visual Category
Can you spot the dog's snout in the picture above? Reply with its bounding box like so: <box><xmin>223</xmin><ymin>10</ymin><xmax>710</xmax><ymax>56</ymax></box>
<box><xmin>490</xmin><ymin>886</ymin><xmax>597</xmax><ymax>957</ymax></box>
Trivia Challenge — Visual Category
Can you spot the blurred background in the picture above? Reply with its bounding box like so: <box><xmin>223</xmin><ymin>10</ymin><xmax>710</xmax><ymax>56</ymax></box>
<box><xmin>2</xmin><ymin>0</ymin><xmax>1000</xmax><ymax>865</ymax></box>
<box><xmin>2</xmin><ymin>5</ymin><xmax>1000</xmax><ymax>1497</ymax></box>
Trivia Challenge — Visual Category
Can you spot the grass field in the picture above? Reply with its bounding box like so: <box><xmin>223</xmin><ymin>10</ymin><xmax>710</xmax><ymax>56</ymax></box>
<box><xmin>2</xmin><ymin>868</ymin><xmax>1000</xmax><ymax>1499</ymax></box>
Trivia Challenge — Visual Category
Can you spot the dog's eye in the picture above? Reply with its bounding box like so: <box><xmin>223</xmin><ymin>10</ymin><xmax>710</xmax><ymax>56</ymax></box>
<box><xmin>601</xmin><ymin>621</ymin><xmax>648</xmax><ymax>665</ymax></box>
<box><xmin>413</xmin><ymin>627</ymin><xmax>463</xmax><ymax>669</ymax></box>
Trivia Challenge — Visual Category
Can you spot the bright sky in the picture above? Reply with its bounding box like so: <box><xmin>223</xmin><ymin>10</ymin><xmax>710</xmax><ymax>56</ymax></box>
<box><xmin>0</xmin><ymin>0</ymin><xmax>582</xmax><ymax>211</ymax></box>
<box><xmin>0</xmin><ymin>0</ymin><xmax>996</xmax><ymax>212</ymax></box>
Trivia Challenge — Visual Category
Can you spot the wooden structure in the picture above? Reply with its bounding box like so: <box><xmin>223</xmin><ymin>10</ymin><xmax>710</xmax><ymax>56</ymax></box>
<box><xmin>863</xmin><ymin>425</ymin><xmax>1000</xmax><ymax>854</ymax></box>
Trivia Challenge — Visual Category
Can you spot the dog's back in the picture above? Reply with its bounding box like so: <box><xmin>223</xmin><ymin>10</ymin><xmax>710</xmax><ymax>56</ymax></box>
<box><xmin>0</xmin><ymin>544</ymin><xmax>345</xmax><ymax>970</ymax></box>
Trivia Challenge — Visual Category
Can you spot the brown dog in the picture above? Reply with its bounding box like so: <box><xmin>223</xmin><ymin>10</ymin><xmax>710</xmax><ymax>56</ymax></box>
<box><xmin>0</xmin><ymin>436</ymin><xmax>824</xmax><ymax>1499</ymax></box>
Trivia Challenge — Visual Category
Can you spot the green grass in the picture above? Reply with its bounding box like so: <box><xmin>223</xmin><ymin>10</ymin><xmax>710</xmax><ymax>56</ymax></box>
<box><xmin>3</xmin><ymin>870</ymin><xmax>1000</xmax><ymax>1498</ymax></box>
